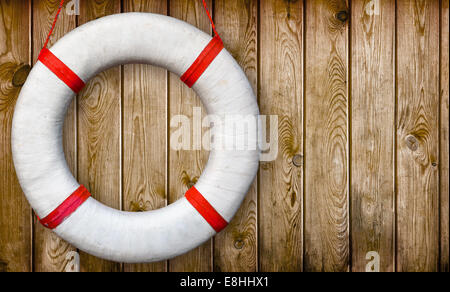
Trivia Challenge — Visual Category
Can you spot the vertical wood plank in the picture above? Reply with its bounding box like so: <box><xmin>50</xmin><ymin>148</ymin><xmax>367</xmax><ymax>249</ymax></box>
<box><xmin>396</xmin><ymin>0</ymin><xmax>440</xmax><ymax>272</ymax></box>
<box><xmin>259</xmin><ymin>0</ymin><xmax>304</xmax><ymax>272</ymax></box>
<box><xmin>304</xmin><ymin>0</ymin><xmax>350</xmax><ymax>272</ymax></box>
<box><xmin>350</xmin><ymin>0</ymin><xmax>395</xmax><ymax>272</ymax></box>
<box><xmin>168</xmin><ymin>0</ymin><xmax>212</xmax><ymax>272</ymax></box>
<box><xmin>122</xmin><ymin>0</ymin><xmax>168</xmax><ymax>273</ymax></box>
<box><xmin>78</xmin><ymin>0</ymin><xmax>122</xmax><ymax>272</ymax></box>
<box><xmin>0</xmin><ymin>0</ymin><xmax>31</xmax><ymax>272</ymax></box>
<box><xmin>32</xmin><ymin>0</ymin><xmax>77</xmax><ymax>272</ymax></box>
<box><xmin>440</xmin><ymin>0</ymin><xmax>449</xmax><ymax>273</ymax></box>
<box><xmin>213</xmin><ymin>0</ymin><xmax>258</xmax><ymax>272</ymax></box>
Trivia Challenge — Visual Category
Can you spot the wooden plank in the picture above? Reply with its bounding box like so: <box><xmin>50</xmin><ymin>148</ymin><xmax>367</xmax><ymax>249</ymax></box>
<box><xmin>78</xmin><ymin>0</ymin><xmax>122</xmax><ymax>272</ymax></box>
<box><xmin>213</xmin><ymin>0</ymin><xmax>258</xmax><ymax>272</ymax></box>
<box><xmin>350</xmin><ymin>0</ymin><xmax>395</xmax><ymax>272</ymax></box>
<box><xmin>122</xmin><ymin>0</ymin><xmax>168</xmax><ymax>273</ymax></box>
<box><xmin>0</xmin><ymin>0</ymin><xmax>32</xmax><ymax>273</ymax></box>
<box><xmin>259</xmin><ymin>0</ymin><xmax>304</xmax><ymax>272</ymax></box>
<box><xmin>168</xmin><ymin>0</ymin><xmax>212</xmax><ymax>272</ymax></box>
<box><xmin>440</xmin><ymin>0</ymin><xmax>449</xmax><ymax>273</ymax></box>
<box><xmin>32</xmin><ymin>0</ymin><xmax>78</xmax><ymax>272</ymax></box>
<box><xmin>396</xmin><ymin>0</ymin><xmax>440</xmax><ymax>272</ymax></box>
<box><xmin>304</xmin><ymin>0</ymin><xmax>350</xmax><ymax>272</ymax></box>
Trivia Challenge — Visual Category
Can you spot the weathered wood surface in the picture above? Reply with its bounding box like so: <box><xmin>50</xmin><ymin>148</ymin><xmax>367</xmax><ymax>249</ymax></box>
<box><xmin>32</xmin><ymin>0</ymin><xmax>77</xmax><ymax>272</ymax></box>
<box><xmin>396</xmin><ymin>0</ymin><xmax>440</xmax><ymax>272</ymax></box>
<box><xmin>168</xmin><ymin>0</ymin><xmax>212</xmax><ymax>272</ymax></box>
<box><xmin>304</xmin><ymin>0</ymin><xmax>350</xmax><ymax>272</ymax></box>
<box><xmin>259</xmin><ymin>0</ymin><xmax>304</xmax><ymax>272</ymax></box>
<box><xmin>213</xmin><ymin>0</ymin><xmax>258</xmax><ymax>272</ymax></box>
<box><xmin>122</xmin><ymin>0</ymin><xmax>168</xmax><ymax>273</ymax></box>
<box><xmin>351</xmin><ymin>0</ymin><xmax>395</xmax><ymax>272</ymax></box>
<box><xmin>0</xmin><ymin>0</ymin><xmax>448</xmax><ymax>272</ymax></box>
<box><xmin>0</xmin><ymin>0</ymin><xmax>31</xmax><ymax>273</ymax></box>
<box><xmin>77</xmin><ymin>0</ymin><xmax>122</xmax><ymax>272</ymax></box>
<box><xmin>440</xmin><ymin>0</ymin><xmax>449</xmax><ymax>273</ymax></box>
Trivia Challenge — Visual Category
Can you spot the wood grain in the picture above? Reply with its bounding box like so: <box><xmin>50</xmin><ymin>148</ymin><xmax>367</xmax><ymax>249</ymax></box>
<box><xmin>168</xmin><ymin>0</ymin><xmax>212</xmax><ymax>272</ymax></box>
<box><xmin>1</xmin><ymin>0</ymin><xmax>450</xmax><ymax>272</ymax></box>
<box><xmin>0</xmin><ymin>0</ymin><xmax>31</xmax><ymax>272</ymax></box>
<box><xmin>122</xmin><ymin>0</ymin><xmax>168</xmax><ymax>273</ymax></box>
<box><xmin>440</xmin><ymin>0</ymin><xmax>449</xmax><ymax>273</ymax></box>
<box><xmin>77</xmin><ymin>0</ymin><xmax>122</xmax><ymax>272</ymax></box>
<box><xmin>350</xmin><ymin>0</ymin><xmax>395</xmax><ymax>272</ymax></box>
<box><xmin>396</xmin><ymin>0</ymin><xmax>440</xmax><ymax>272</ymax></box>
<box><xmin>304</xmin><ymin>0</ymin><xmax>350</xmax><ymax>272</ymax></box>
<box><xmin>32</xmin><ymin>0</ymin><xmax>77</xmax><ymax>272</ymax></box>
<box><xmin>213</xmin><ymin>0</ymin><xmax>258</xmax><ymax>272</ymax></box>
<box><xmin>259</xmin><ymin>0</ymin><xmax>303</xmax><ymax>272</ymax></box>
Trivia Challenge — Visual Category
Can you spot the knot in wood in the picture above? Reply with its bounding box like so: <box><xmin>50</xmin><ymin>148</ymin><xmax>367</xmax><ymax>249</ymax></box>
<box><xmin>336</xmin><ymin>10</ymin><xmax>349</xmax><ymax>22</ymax></box>
<box><xmin>12</xmin><ymin>64</ymin><xmax>31</xmax><ymax>87</ymax></box>
<box><xmin>405</xmin><ymin>135</ymin><xmax>419</xmax><ymax>152</ymax></box>
<box><xmin>234</xmin><ymin>239</ymin><xmax>245</xmax><ymax>250</ymax></box>
<box><xmin>292</xmin><ymin>154</ymin><xmax>303</xmax><ymax>167</ymax></box>
<box><xmin>130</xmin><ymin>201</ymin><xmax>147</xmax><ymax>212</ymax></box>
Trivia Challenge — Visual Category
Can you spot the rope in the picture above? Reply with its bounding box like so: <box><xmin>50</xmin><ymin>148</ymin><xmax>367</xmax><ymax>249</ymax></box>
<box><xmin>43</xmin><ymin>0</ymin><xmax>65</xmax><ymax>49</ymax></box>
<box><xmin>42</xmin><ymin>0</ymin><xmax>219</xmax><ymax>49</ymax></box>
<box><xmin>202</xmin><ymin>0</ymin><xmax>220</xmax><ymax>40</ymax></box>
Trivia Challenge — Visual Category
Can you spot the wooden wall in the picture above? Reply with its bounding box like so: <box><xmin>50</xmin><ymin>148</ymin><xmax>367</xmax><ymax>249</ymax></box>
<box><xmin>0</xmin><ymin>0</ymin><xmax>448</xmax><ymax>272</ymax></box>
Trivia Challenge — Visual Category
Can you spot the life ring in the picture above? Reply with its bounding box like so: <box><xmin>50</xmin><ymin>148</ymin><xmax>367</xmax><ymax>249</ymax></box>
<box><xmin>11</xmin><ymin>13</ymin><xmax>259</xmax><ymax>263</ymax></box>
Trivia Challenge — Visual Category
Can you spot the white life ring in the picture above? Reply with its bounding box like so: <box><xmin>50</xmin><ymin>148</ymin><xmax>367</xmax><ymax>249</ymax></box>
<box><xmin>12</xmin><ymin>13</ymin><xmax>259</xmax><ymax>263</ymax></box>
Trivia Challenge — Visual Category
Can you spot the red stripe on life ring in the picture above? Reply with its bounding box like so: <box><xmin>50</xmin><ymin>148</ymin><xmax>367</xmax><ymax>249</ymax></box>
<box><xmin>185</xmin><ymin>186</ymin><xmax>228</xmax><ymax>233</ymax></box>
<box><xmin>39</xmin><ymin>185</ymin><xmax>91</xmax><ymax>230</ymax></box>
<box><xmin>38</xmin><ymin>48</ymin><xmax>85</xmax><ymax>94</ymax></box>
<box><xmin>180</xmin><ymin>35</ymin><xmax>224</xmax><ymax>88</ymax></box>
